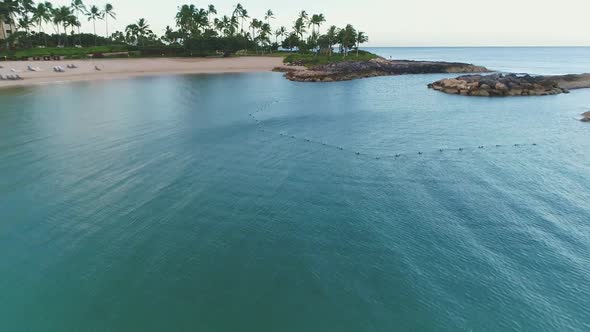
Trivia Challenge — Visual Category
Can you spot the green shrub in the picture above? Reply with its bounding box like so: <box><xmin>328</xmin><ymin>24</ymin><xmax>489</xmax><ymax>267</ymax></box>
<box><xmin>284</xmin><ymin>50</ymin><xmax>378</xmax><ymax>67</ymax></box>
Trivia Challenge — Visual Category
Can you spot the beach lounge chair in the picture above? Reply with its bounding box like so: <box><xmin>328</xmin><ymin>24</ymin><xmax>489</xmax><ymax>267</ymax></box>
<box><xmin>53</xmin><ymin>66</ymin><xmax>66</xmax><ymax>73</ymax></box>
<box><xmin>95</xmin><ymin>66</ymin><xmax>102</xmax><ymax>71</ymax></box>
<box><xmin>67</xmin><ymin>64</ymin><xmax>78</xmax><ymax>69</ymax></box>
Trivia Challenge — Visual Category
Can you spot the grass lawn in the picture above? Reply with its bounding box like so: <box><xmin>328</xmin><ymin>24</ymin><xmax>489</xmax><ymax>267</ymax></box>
<box><xmin>0</xmin><ymin>46</ymin><xmax>130</xmax><ymax>59</ymax></box>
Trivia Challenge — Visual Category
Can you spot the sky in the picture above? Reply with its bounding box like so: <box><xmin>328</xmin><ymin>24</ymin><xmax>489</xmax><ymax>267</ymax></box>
<box><xmin>47</xmin><ymin>0</ymin><xmax>590</xmax><ymax>46</ymax></box>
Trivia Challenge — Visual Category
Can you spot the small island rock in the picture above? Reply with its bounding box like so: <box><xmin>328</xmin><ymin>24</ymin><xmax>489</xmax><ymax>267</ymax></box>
<box><xmin>427</xmin><ymin>73</ymin><xmax>590</xmax><ymax>97</ymax></box>
<box><xmin>279</xmin><ymin>58</ymin><xmax>489</xmax><ymax>82</ymax></box>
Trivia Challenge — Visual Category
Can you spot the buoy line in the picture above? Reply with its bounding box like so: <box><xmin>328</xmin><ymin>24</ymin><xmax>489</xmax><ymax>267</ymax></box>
<box><xmin>249</xmin><ymin>100</ymin><xmax>541</xmax><ymax>160</ymax></box>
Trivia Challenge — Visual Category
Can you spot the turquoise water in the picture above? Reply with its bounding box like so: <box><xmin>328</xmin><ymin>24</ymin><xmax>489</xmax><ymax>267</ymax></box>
<box><xmin>1</xmin><ymin>48</ymin><xmax>590</xmax><ymax>331</ymax></box>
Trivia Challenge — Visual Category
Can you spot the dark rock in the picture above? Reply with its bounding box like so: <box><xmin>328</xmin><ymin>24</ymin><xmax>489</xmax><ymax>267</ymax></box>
<box><xmin>429</xmin><ymin>73</ymin><xmax>590</xmax><ymax>97</ymax></box>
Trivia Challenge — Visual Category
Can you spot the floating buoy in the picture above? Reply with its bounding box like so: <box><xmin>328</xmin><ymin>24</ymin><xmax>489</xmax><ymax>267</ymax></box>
<box><xmin>439</xmin><ymin>149</ymin><xmax>444</xmax><ymax>152</ymax></box>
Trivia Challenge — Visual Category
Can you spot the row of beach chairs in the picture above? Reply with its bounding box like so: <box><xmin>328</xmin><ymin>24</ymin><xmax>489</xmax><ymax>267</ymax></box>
<box><xmin>1</xmin><ymin>64</ymin><xmax>103</xmax><ymax>81</ymax></box>
<box><xmin>0</xmin><ymin>74</ymin><xmax>23</xmax><ymax>80</ymax></box>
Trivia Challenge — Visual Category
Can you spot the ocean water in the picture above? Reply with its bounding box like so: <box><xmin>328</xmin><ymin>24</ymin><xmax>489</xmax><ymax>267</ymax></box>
<box><xmin>366</xmin><ymin>46</ymin><xmax>590</xmax><ymax>75</ymax></box>
<box><xmin>1</xmin><ymin>48</ymin><xmax>590</xmax><ymax>331</ymax></box>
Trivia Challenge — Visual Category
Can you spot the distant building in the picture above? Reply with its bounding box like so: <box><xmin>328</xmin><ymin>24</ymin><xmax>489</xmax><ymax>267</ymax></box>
<box><xmin>0</xmin><ymin>14</ymin><xmax>15</xmax><ymax>41</ymax></box>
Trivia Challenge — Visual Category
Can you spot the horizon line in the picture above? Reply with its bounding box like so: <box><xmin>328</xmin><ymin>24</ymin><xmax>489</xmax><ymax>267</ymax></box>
<box><xmin>365</xmin><ymin>45</ymin><xmax>590</xmax><ymax>48</ymax></box>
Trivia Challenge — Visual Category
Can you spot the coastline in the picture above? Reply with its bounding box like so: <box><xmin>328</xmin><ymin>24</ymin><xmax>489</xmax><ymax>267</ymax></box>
<box><xmin>279</xmin><ymin>58</ymin><xmax>489</xmax><ymax>82</ymax></box>
<box><xmin>0</xmin><ymin>57</ymin><xmax>287</xmax><ymax>89</ymax></box>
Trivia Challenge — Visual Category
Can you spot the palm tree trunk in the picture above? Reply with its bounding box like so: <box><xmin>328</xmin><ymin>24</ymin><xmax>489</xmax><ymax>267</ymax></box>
<box><xmin>93</xmin><ymin>20</ymin><xmax>97</xmax><ymax>46</ymax></box>
<box><xmin>77</xmin><ymin>12</ymin><xmax>82</xmax><ymax>46</ymax></box>
<box><xmin>105</xmin><ymin>16</ymin><xmax>109</xmax><ymax>45</ymax></box>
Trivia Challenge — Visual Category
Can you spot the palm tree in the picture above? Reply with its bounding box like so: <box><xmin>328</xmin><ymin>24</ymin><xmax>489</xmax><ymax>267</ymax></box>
<box><xmin>19</xmin><ymin>0</ymin><xmax>35</xmax><ymax>18</ymax></box>
<box><xmin>229</xmin><ymin>15</ymin><xmax>239</xmax><ymax>36</ymax></box>
<box><xmin>215</xmin><ymin>15</ymin><xmax>236</xmax><ymax>37</ymax></box>
<box><xmin>176</xmin><ymin>4</ymin><xmax>195</xmax><ymax>38</ymax></box>
<box><xmin>355</xmin><ymin>31</ymin><xmax>368</xmax><ymax>56</ymax></box>
<box><xmin>264</xmin><ymin>9</ymin><xmax>274</xmax><ymax>25</ymax></box>
<box><xmin>325</xmin><ymin>25</ymin><xmax>338</xmax><ymax>56</ymax></box>
<box><xmin>102</xmin><ymin>3</ymin><xmax>116</xmax><ymax>43</ymax></box>
<box><xmin>299</xmin><ymin>10</ymin><xmax>308</xmax><ymax>21</ymax></box>
<box><xmin>87</xmin><ymin>5</ymin><xmax>102</xmax><ymax>46</ymax></box>
<box><xmin>249</xmin><ymin>18</ymin><xmax>262</xmax><ymax>52</ymax></box>
<box><xmin>17</xmin><ymin>14</ymin><xmax>34</xmax><ymax>45</ymax></box>
<box><xmin>53</xmin><ymin>6</ymin><xmax>73</xmax><ymax>47</ymax></box>
<box><xmin>193</xmin><ymin>8</ymin><xmax>209</xmax><ymax>35</ymax></box>
<box><xmin>309</xmin><ymin>14</ymin><xmax>326</xmax><ymax>35</ymax></box>
<box><xmin>293</xmin><ymin>17</ymin><xmax>306</xmax><ymax>40</ymax></box>
<box><xmin>71</xmin><ymin>0</ymin><xmax>87</xmax><ymax>46</ymax></box>
<box><xmin>232</xmin><ymin>3</ymin><xmax>248</xmax><ymax>35</ymax></box>
<box><xmin>207</xmin><ymin>4</ymin><xmax>216</xmax><ymax>25</ymax></box>
<box><xmin>259</xmin><ymin>22</ymin><xmax>272</xmax><ymax>53</ymax></box>
<box><xmin>339</xmin><ymin>24</ymin><xmax>357</xmax><ymax>57</ymax></box>
<box><xmin>32</xmin><ymin>2</ymin><xmax>51</xmax><ymax>45</ymax></box>
<box><xmin>126</xmin><ymin>18</ymin><xmax>152</xmax><ymax>46</ymax></box>
<box><xmin>64</xmin><ymin>14</ymin><xmax>80</xmax><ymax>47</ymax></box>
<box><xmin>274</xmin><ymin>26</ymin><xmax>286</xmax><ymax>44</ymax></box>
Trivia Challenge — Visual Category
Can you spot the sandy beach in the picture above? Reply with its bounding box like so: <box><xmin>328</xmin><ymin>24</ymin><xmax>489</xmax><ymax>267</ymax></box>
<box><xmin>0</xmin><ymin>56</ymin><xmax>285</xmax><ymax>89</ymax></box>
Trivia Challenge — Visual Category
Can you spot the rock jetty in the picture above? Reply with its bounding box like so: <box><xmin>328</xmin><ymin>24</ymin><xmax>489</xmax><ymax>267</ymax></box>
<box><xmin>428</xmin><ymin>73</ymin><xmax>590</xmax><ymax>97</ymax></box>
<box><xmin>277</xmin><ymin>58</ymin><xmax>489</xmax><ymax>82</ymax></box>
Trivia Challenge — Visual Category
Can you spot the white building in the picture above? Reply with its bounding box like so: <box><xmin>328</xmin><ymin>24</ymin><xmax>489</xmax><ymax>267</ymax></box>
<box><xmin>1</xmin><ymin>14</ymin><xmax>15</xmax><ymax>41</ymax></box>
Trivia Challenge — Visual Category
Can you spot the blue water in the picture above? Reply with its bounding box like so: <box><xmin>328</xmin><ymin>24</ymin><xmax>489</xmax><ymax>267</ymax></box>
<box><xmin>366</xmin><ymin>47</ymin><xmax>590</xmax><ymax>75</ymax></box>
<box><xmin>1</xmin><ymin>48</ymin><xmax>590</xmax><ymax>331</ymax></box>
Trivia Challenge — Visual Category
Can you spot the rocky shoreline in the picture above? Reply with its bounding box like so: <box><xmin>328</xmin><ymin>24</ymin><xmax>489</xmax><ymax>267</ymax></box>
<box><xmin>581</xmin><ymin>111</ymin><xmax>590</xmax><ymax>122</ymax></box>
<box><xmin>428</xmin><ymin>73</ymin><xmax>590</xmax><ymax>97</ymax></box>
<box><xmin>275</xmin><ymin>58</ymin><xmax>489</xmax><ymax>82</ymax></box>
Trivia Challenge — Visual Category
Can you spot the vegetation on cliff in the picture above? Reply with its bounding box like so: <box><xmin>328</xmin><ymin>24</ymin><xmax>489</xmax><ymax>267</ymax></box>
<box><xmin>284</xmin><ymin>50</ymin><xmax>378</xmax><ymax>67</ymax></box>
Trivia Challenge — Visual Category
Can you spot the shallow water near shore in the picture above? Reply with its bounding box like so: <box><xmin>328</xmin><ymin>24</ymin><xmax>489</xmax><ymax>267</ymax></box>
<box><xmin>1</xmin><ymin>48</ymin><xmax>590</xmax><ymax>331</ymax></box>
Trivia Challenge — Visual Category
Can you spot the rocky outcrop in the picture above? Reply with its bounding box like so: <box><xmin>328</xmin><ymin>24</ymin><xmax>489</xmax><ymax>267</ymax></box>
<box><xmin>428</xmin><ymin>73</ymin><xmax>590</xmax><ymax>97</ymax></box>
<box><xmin>581</xmin><ymin>111</ymin><xmax>590</xmax><ymax>122</ymax></box>
<box><xmin>280</xmin><ymin>58</ymin><xmax>489</xmax><ymax>82</ymax></box>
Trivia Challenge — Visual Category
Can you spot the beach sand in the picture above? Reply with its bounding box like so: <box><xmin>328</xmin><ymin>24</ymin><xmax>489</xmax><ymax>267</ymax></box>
<box><xmin>0</xmin><ymin>56</ymin><xmax>285</xmax><ymax>89</ymax></box>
